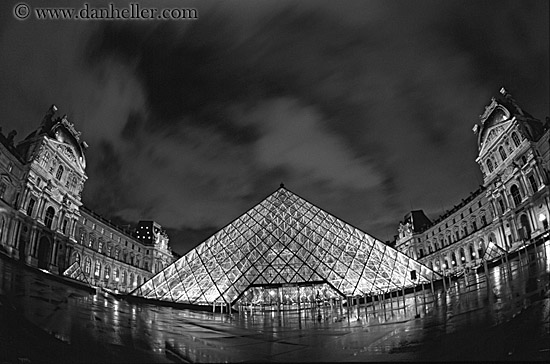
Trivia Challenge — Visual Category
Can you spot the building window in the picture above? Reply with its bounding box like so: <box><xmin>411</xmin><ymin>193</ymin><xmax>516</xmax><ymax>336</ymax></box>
<box><xmin>510</xmin><ymin>185</ymin><xmax>522</xmax><ymax>206</ymax></box>
<box><xmin>44</xmin><ymin>206</ymin><xmax>55</xmax><ymax>229</ymax></box>
<box><xmin>487</xmin><ymin>159</ymin><xmax>494</xmax><ymax>173</ymax></box>
<box><xmin>98</xmin><ymin>241</ymin><xmax>103</xmax><ymax>253</ymax></box>
<box><xmin>497</xmin><ymin>199</ymin><xmax>506</xmax><ymax>214</ymax></box>
<box><xmin>62</xmin><ymin>219</ymin><xmax>69</xmax><ymax>234</ymax></box>
<box><xmin>498</xmin><ymin>146</ymin><xmax>507</xmax><ymax>161</ymax></box>
<box><xmin>481</xmin><ymin>215</ymin><xmax>487</xmax><ymax>226</ymax></box>
<box><xmin>55</xmin><ymin>165</ymin><xmax>64</xmax><ymax>180</ymax></box>
<box><xmin>84</xmin><ymin>257</ymin><xmax>91</xmax><ymax>275</ymax></box>
<box><xmin>115</xmin><ymin>248</ymin><xmax>120</xmax><ymax>260</ymax></box>
<box><xmin>104</xmin><ymin>266</ymin><xmax>110</xmax><ymax>281</ymax></box>
<box><xmin>512</xmin><ymin>132</ymin><xmax>520</xmax><ymax>147</ymax></box>
<box><xmin>0</xmin><ymin>182</ymin><xmax>6</xmax><ymax>200</ymax></box>
<box><xmin>528</xmin><ymin>175</ymin><xmax>538</xmax><ymax>193</ymax></box>
<box><xmin>107</xmin><ymin>245</ymin><xmax>112</xmax><ymax>257</ymax></box>
<box><xmin>27</xmin><ymin>198</ymin><xmax>36</xmax><ymax>216</ymax></box>
<box><xmin>40</xmin><ymin>151</ymin><xmax>49</xmax><ymax>167</ymax></box>
<box><xmin>94</xmin><ymin>260</ymin><xmax>101</xmax><ymax>277</ymax></box>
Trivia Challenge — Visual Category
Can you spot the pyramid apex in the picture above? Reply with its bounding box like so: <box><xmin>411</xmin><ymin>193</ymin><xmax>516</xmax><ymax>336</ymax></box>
<box><xmin>280</xmin><ymin>182</ymin><xmax>285</xmax><ymax>188</ymax></box>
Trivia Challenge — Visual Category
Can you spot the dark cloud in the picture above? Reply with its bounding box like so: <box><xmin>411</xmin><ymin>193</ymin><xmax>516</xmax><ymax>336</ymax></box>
<box><xmin>0</xmin><ymin>0</ymin><xmax>547</xmax><ymax>254</ymax></box>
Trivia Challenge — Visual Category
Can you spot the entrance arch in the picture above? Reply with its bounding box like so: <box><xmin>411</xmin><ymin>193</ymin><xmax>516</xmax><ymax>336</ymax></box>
<box><xmin>37</xmin><ymin>236</ymin><xmax>52</xmax><ymax>269</ymax></box>
<box><xmin>519</xmin><ymin>214</ymin><xmax>531</xmax><ymax>240</ymax></box>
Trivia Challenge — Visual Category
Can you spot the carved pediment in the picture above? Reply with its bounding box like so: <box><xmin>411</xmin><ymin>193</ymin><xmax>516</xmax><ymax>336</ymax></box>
<box><xmin>57</xmin><ymin>144</ymin><xmax>77</xmax><ymax>164</ymax></box>
<box><xmin>478</xmin><ymin>119</ymin><xmax>514</xmax><ymax>157</ymax></box>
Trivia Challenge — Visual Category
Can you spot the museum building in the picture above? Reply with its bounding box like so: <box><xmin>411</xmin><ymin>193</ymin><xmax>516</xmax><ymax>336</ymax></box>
<box><xmin>396</xmin><ymin>88</ymin><xmax>550</xmax><ymax>274</ymax></box>
<box><xmin>0</xmin><ymin>105</ymin><xmax>174</xmax><ymax>293</ymax></box>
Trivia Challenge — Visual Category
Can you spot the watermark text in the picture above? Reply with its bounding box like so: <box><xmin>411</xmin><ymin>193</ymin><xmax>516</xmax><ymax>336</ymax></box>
<box><xmin>13</xmin><ymin>2</ymin><xmax>198</xmax><ymax>21</ymax></box>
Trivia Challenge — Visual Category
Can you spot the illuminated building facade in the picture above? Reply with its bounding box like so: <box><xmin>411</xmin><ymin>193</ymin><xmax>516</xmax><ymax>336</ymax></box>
<box><xmin>132</xmin><ymin>186</ymin><xmax>439</xmax><ymax>309</ymax></box>
<box><xmin>0</xmin><ymin>105</ymin><xmax>174</xmax><ymax>292</ymax></box>
<box><xmin>396</xmin><ymin>88</ymin><xmax>550</xmax><ymax>274</ymax></box>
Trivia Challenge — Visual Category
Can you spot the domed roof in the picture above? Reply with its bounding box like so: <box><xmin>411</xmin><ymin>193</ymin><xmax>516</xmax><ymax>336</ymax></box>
<box><xmin>50</xmin><ymin>121</ymin><xmax>87</xmax><ymax>170</ymax></box>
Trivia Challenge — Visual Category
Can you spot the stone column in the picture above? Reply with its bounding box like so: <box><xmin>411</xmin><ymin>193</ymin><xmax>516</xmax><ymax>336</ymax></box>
<box><xmin>50</xmin><ymin>239</ymin><xmax>58</xmax><ymax>266</ymax></box>
<box><xmin>12</xmin><ymin>219</ymin><xmax>21</xmax><ymax>250</ymax></box>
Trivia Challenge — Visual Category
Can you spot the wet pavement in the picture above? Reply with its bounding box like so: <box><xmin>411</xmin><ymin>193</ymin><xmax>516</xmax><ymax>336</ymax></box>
<box><xmin>0</xmin><ymin>240</ymin><xmax>549</xmax><ymax>363</ymax></box>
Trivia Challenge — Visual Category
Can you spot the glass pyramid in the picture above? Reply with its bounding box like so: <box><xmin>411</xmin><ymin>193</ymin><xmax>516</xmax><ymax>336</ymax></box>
<box><xmin>483</xmin><ymin>240</ymin><xmax>508</xmax><ymax>262</ymax></box>
<box><xmin>63</xmin><ymin>262</ymin><xmax>91</xmax><ymax>286</ymax></box>
<box><xmin>131</xmin><ymin>186</ymin><xmax>439</xmax><ymax>307</ymax></box>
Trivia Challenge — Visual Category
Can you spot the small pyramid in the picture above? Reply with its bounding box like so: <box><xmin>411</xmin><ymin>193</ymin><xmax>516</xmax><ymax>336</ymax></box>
<box><xmin>131</xmin><ymin>186</ymin><xmax>439</xmax><ymax>305</ymax></box>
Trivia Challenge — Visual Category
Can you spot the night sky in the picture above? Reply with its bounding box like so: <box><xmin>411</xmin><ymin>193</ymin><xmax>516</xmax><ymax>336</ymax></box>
<box><xmin>0</xmin><ymin>0</ymin><xmax>548</xmax><ymax>255</ymax></box>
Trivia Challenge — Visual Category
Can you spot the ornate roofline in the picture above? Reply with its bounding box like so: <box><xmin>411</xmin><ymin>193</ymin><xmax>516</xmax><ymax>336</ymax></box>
<box><xmin>479</xmin><ymin>97</ymin><xmax>498</xmax><ymax>124</ymax></box>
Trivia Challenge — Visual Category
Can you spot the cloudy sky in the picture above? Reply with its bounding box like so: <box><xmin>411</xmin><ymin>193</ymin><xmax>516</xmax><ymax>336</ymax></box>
<box><xmin>0</xmin><ymin>0</ymin><xmax>548</xmax><ymax>255</ymax></box>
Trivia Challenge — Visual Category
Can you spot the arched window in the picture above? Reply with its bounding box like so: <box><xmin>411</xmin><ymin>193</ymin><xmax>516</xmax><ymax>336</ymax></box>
<box><xmin>498</xmin><ymin>146</ymin><xmax>507</xmax><ymax>161</ymax></box>
<box><xmin>510</xmin><ymin>185</ymin><xmax>521</xmax><ymax>206</ymax></box>
<box><xmin>98</xmin><ymin>240</ymin><xmax>103</xmax><ymax>253</ymax></box>
<box><xmin>469</xmin><ymin>245</ymin><xmax>476</xmax><ymax>260</ymax></box>
<box><xmin>84</xmin><ymin>257</ymin><xmax>91</xmax><ymax>275</ymax></box>
<box><xmin>55</xmin><ymin>165</ymin><xmax>64</xmax><ymax>180</ymax></box>
<box><xmin>44</xmin><ymin>206</ymin><xmax>55</xmax><ymax>229</ymax></box>
<box><xmin>511</xmin><ymin>132</ymin><xmax>520</xmax><ymax>147</ymax></box>
<box><xmin>114</xmin><ymin>268</ymin><xmax>120</xmax><ymax>282</ymax></box>
<box><xmin>72</xmin><ymin>252</ymin><xmax>80</xmax><ymax>264</ymax></box>
<box><xmin>122</xmin><ymin>271</ymin><xmax>127</xmax><ymax>285</ymax></box>
<box><xmin>520</xmin><ymin>214</ymin><xmax>531</xmax><ymax>239</ymax></box>
<box><xmin>104</xmin><ymin>265</ymin><xmax>110</xmax><ymax>280</ymax></box>
<box><xmin>486</xmin><ymin>159</ymin><xmax>494</xmax><ymax>173</ymax></box>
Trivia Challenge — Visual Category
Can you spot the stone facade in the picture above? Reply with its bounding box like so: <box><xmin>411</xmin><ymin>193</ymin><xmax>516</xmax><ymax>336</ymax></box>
<box><xmin>396</xmin><ymin>88</ymin><xmax>550</xmax><ymax>275</ymax></box>
<box><xmin>0</xmin><ymin>105</ymin><xmax>174</xmax><ymax>293</ymax></box>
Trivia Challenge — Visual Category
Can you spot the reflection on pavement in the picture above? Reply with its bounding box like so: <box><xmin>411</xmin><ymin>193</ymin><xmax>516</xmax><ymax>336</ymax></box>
<box><xmin>0</xmin><ymin>240</ymin><xmax>549</xmax><ymax>362</ymax></box>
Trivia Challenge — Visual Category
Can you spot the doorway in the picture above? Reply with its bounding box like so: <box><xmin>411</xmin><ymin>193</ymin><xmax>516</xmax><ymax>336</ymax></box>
<box><xmin>37</xmin><ymin>236</ymin><xmax>52</xmax><ymax>269</ymax></box>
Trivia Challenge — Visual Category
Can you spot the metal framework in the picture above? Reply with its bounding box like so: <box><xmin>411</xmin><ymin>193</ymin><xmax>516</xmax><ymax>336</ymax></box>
<box><xmin>131</xmin><ymin>186</ymin><xmax>439</xmax><ymax>306</ymax></box>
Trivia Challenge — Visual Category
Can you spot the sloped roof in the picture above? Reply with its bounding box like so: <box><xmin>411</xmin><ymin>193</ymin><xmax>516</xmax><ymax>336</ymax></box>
<box><xmin>131</xmin><ymin>186</ymin><xmax>439</xmax><ymax>305</ymax></box>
